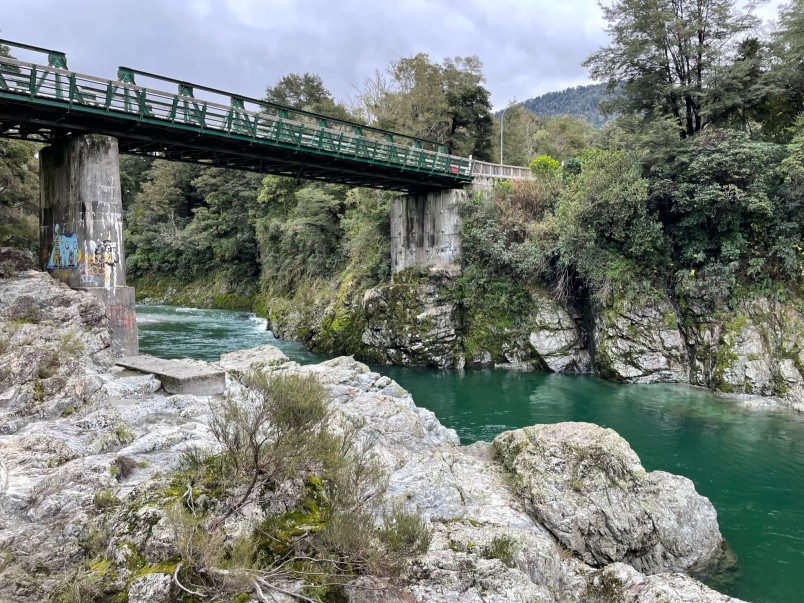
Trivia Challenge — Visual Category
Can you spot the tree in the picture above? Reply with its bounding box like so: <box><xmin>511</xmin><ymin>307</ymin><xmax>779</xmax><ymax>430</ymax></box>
<box><xmin>0</xmin><ymin>139</ymin><xmax>39</xmax><ymax>252</ymax></box>
<box><xmin>497</xmin><ymin>104</ymin><xmax>539</xmax><ymax>166</ymax></box>
<box><xmin>124</xmin><ymin>161</ymin><xmax>203</xmax><ymax>276</ymax></box>
<box><xmin>585</xmin><ymin>0</ymin><xmax>760</xmax><ymax>138</ymax></box>
<box><xmin>264</xmin><ymin>72</ymin><xmax>353</xmax><ymax>121</ymax></box>
<box><xmin>553</xmin><ymin>149</ymin><xmax>666</xmax><ymax>302</ymax></box>
<box><xmin>256</xmin><ymin>180</ymin><xmax>351</xmax><ymax>292</ymax></box>
<box><xmin>357</xmin><ymin>54</ymin><xmax>494</xmax><ymax>159</ymax></box>
<box><xmin>367</xmin><ymin>53</ymin><xmax>450</xmax><ymax>141</ymax></box>
<box><xmin>650</xmin><ymin>129</ymin><xmax>797</xmax><ymax>301</ymax></box>
<box><xmin>442</xmin><ymin>57</ymin><xmax>494</xmax><ymax>158</ymax></box>
<box><xmin>119</xmin><ymin>155</ymin><xmax>153</xmax><ymax>211</ymax></box>
<box><xmin>0</xmin><ymin>42</ymin><xmax>38</xmax><ymax>252</ymax></box>
<box><xmin>529</xmin><ymin>114</ymin><xmax>599</xmax><ymax>162</ymax></box>
<box><xmin>765</xmin><ymin>0</ymin><xmax>804</xmax><ymax>139</ymax></box>
<box><xmin>702</xmin><ymin>38</ymin><xmax>769</xmax><ymax>133</ymax></box>
<box><xmin>182</xmin><ymin>168</ymin><xmax>265</xmax><ymax>281</ymax></box>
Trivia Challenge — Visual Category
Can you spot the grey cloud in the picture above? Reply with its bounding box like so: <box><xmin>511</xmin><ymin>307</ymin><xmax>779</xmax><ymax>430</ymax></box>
<box><xmin>1</xmin><ymin>0</ymin><xmax>616</xmax><ymax>109</ymax></box>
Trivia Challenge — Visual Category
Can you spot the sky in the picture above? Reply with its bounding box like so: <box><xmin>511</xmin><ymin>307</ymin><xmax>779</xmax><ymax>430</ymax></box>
<box><xmin>0</xmin><ymin>0</ymin><xmax>787</xmax><ymax>111</ymax></box>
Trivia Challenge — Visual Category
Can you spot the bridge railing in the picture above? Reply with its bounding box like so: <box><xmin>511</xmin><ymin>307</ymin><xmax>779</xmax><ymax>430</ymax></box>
<box><xmin>0</xmin><ymin>49</ymin><xmax>473</xmax><ymax>181</ymax></box>
<box><xmin>471</xmin><ymin>160</ymin><xmax>533</xmax><ymax>180</ymax></box>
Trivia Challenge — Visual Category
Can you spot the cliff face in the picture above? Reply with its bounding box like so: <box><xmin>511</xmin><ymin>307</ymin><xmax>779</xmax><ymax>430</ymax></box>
<box><xmin>0</xmin><ymin>267</ymin><xmax>740</xmax><ymax>602</ymax></box>
<box><xmin>593</xmin><ymin>293</ymin><xmax>804</xmax><ymax>412</ymax></box>
<box><xmin>267</xmin><ymin>264</ymin><xmax>803</xmax><ymax>412</ymax></box>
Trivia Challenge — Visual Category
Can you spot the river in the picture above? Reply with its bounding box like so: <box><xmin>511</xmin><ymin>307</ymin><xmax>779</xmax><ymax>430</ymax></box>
<box><xmin>136</xmin><ymin>304</ymin><xmax>804</xmax><ymax>603</ymax></box>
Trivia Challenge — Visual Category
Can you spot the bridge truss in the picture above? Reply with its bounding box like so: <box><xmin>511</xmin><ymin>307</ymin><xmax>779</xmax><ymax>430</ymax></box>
<box><xmin>0</xmin><ymin>40</ymin><xmax>473</xmax><ymax>192</ymax></box>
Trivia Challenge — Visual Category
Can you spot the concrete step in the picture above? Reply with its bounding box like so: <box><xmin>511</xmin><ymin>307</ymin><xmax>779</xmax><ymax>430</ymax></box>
<box><xmin>115</xmin><ymin>355</ymin><xmax>225</xmax><ymax>395</ymax></box>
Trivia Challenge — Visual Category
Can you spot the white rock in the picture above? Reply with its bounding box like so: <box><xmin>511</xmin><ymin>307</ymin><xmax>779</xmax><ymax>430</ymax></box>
<box><xmin>128</xmin><ymin>572</ymin><xmax>173</xmax><ymax>603</ymax></box>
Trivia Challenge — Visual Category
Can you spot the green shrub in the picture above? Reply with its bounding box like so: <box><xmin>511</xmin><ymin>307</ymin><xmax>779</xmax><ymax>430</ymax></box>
<box><xmin>379</xmin><ymin>501</ymin><xmax>431</xmax><ymax>557</ymax></box>
<box><xmin>59</xmin><ymin>331</ymin><xmax>85</xmax><ymax>356</ymax></box>
<box><xmin>482</xmin><ymin>534</ymin><xmax>519</xmax><ymax>568</ymax></box>
<box><xmin>529</xmin><ymin>154</ymin><xmax>561</xmax><ymax>178</ymax></box>
<box><xmin>93</xmin><ymin>489</ymin><xmax>121</xmax><ymax>510</ymax></box>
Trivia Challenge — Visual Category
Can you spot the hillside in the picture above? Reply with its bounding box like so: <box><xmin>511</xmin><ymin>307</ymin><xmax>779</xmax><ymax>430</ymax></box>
<box><xmin>519</xmin><ymin>83</ymin><xmax>609</xmax><ymax>127</ymax></box>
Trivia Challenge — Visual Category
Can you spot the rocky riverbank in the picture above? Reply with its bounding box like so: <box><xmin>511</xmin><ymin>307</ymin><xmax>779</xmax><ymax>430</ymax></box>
<box><xmin>0</xmin><ymin>267</ymin><xmax>746</xmax><ymax>602</ymax></box>
<box><xmin>260</xmin><ymin>264</ymin><xmax>804</xmax><ymax>414</ymax></box>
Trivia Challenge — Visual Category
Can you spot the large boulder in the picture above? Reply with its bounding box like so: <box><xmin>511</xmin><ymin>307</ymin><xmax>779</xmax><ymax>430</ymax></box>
<box><xmin>493</xmin><ymin>422</ymin><xmax>723</xmax><ymax>575</ymax></box>
<box><xmin>583</xmin><ymin>562</ymin><xmax>745</xmax><ymax>603</ymax></box>
<box><xmin>0</xmin><ymin>247</ymin><xmax>36</xmax><ymax>279</ymax></box>
<box><xmin>0</xmin><ymin>271</ymin><xmax>112</xmax><ymax>429</ymax></box>
<box><xmin>594</xmin><ymin>296</ymin><xmax>689</xmax><ymax>383</ymax></box>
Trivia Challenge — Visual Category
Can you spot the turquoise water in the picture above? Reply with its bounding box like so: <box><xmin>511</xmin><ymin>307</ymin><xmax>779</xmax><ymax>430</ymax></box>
<box><xmin>137</xmin><ymin>305</ymin><xmax>804</xmax><ymax>603</ymax></box>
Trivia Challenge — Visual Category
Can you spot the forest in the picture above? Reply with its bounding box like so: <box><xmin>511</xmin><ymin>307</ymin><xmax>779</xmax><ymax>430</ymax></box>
<box><xmin>517</xmin><ymin>83</ymin><xmax>610</xmax><ymax>127</ymax></box>
<box><xmin>1</xmin><ymin>0</ymin><xmax>803</xmax><ymax>357</ymax></box>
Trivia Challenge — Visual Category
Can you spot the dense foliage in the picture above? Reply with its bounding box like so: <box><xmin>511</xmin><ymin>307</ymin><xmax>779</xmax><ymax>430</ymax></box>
<box><xmin>121</xmin><ymin>54</ymin><xmax>490</xmax><ymax>304</ymax></box>
<box><xmin>461</xmin><ymin>0</ymin><xmax>804</xmax><ymax>309</ymax></box>
<box><xmin>0</xmin><ymin>138</ymin><xmax>39</xmax><ymax>253</ymax></box>
<box><xmin>0</xmin><ymin>42</ymin><xmax>40</xmax><ymax>252</ymax></box>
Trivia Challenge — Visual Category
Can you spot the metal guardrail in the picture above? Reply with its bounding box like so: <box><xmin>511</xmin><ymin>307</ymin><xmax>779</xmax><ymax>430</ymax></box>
<box><xmin>0</xmin><ymin>41</ymin><xmax>473</xmax><ymax>182</ymax></box>
<box><xmin>471</xmin><ymin>159</ymin><xmax>533</xmax><ymax>180</ymax></box>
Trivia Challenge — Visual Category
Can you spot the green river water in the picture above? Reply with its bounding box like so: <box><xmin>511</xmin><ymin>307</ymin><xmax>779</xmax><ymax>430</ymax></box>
<box><xmin>136</xmin><ymin>305</ymin><xmax>804</xmax><ymax>603</ymax></box>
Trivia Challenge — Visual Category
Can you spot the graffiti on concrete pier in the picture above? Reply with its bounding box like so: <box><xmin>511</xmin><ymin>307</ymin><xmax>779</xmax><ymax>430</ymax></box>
<box><xmin>46</xmin><ymin>224</ymin><xmax>80</xmax><ymax>269</ymax></box>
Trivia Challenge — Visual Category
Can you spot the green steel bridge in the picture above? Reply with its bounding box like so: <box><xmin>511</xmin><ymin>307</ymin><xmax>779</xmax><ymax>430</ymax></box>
<box><xmin>0</xmin><ymin>40</ymin><xmax>473</xmax><ymax>192</ymax></box>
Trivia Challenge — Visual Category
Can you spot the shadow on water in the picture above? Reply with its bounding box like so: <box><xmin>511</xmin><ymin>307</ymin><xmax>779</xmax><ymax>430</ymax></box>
<box><xmin>137</xmin><ymin>305</ymin><xmax>804</xmax><ymax>603</ymax></box>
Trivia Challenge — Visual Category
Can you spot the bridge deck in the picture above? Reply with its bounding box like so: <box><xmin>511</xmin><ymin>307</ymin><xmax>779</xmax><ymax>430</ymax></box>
<box><xmin>0</xmin><ymin>41</ymin><xmax>473</xmax><ymax>192</ymax></box>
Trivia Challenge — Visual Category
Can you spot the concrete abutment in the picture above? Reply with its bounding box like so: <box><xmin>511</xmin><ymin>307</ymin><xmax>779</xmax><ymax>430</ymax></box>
<box><xmin>390</xmin><ymin>188</ymin><xmax>467</xmax><ymax>272</ymax></box>
<box><xmin>39</xmin><ymin>134</ymin><xmax>138</xmax><ymax>356</ymax></box>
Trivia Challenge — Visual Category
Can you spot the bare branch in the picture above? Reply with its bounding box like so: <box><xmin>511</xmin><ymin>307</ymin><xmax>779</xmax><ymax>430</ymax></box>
<box><xmin>173</xmin><ymin>563</ymin><xmax>206</xmax><ymax>598</ymax></box>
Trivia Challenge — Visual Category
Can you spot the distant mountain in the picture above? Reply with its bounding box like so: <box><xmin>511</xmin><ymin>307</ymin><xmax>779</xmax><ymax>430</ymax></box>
<box><xmin>519</xmin><ymin>83</ymin><xmax>610</xmax><ymax>128</ymax></box>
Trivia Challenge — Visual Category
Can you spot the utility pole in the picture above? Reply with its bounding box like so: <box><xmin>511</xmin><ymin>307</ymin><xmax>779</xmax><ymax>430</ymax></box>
<box><xmin>500</xmin><ymin>107</ymin><xmax>506</xmax><ymax>164</ymax></box>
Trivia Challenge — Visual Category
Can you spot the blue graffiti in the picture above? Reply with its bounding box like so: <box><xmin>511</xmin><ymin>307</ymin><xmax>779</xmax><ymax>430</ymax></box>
<box><xmin>47</xmin><ymin>224</ymin><xmax>80</xmax><ymax>270</ymax></box>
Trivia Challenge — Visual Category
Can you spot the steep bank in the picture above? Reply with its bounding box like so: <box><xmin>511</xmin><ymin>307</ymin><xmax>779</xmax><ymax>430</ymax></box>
<box><xmin>132</xmin><ymin>271</ymin><xmax>261</xmax><ymax>312</ymax></box>
<box><xmin>259</xmin><ymin>263</ymin><xmax>804</xmax><ymax>412</ymax></box>
<box><xmin>0</xmin><ymin>268</ymin><xmax>741</xmax><ymax>602</ymax></box>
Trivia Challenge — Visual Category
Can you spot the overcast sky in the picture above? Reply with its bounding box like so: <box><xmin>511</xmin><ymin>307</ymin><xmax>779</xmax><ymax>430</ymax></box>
<box><xmin>0</xmin><ymin>0</ymin><xmax>787</xmax><ymax>111</ymax></box>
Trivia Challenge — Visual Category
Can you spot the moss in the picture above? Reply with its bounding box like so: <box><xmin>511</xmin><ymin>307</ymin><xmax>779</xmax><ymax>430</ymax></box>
<box><xmin>308</xmin><ymin>274</ymin><xmax>372</xmax><ymax>356</ymax></box>
<box><xmin>392</xmin><ymin>266</ymin><xmax>430</xmax><ymax>285</ymax></box>
<box><xmin>88</xmin><ymin>559</ymin><xmax>112</xmax><ymax>575</ymax></box>
<box><xmin>93</xmin><ymin>489</ymin><xmax>121</xmax><ymax>510</ymax></box>
<box><xmin>661</xmin><ymin>307</ymin><xmax>678</xmax><ymax>329</ymax></box>
<box><xmin>252</xmin><ymin>296</ymin><xmax>268</xmax><ymax>318</ymax></box>
<box><xmin>254</xmin><ymin>474</ymin><xmax>330</xmax><ymax>564</ymax></box>
<box><xmin>583</xmin><ymin>569</ymin><xmax>625</xmax><ymax>603</ymax></box>
<box><xmin>116</xmin><ymin>540</ymin><xmax>146</xmax><ymax>575</ymax></box>
<box><xmin>165</xmin><ymin>452</ymin><xmax>230</xmax><ymax>507</ymax></box>
<box><xmin>724</xmin><ymin>313</ymin><xmax>749</xmax><ymax>332</ymax></box>
<box><xmin>132</xmin><ymin>560</ymin><xmax>179</xmax><ymax>579</ymax></box>
<box><xmin>593</xmin><ymin>347</ymin><xmax>625</xmax><ymax>383</ymax></box>
<box><xmin>711</xmin><ymin>313</ymin><xmax>747</xmax><ymax>393</ymax></box>
<box><xmin>212</xmin><ymin>291</ymin><xmax>255</xmax><ymax>311</ymax></box>
<box><xmin>132</xmin><ymin>271</ymin><xmax>258</xmax><ymax>311</ymax></box>
<box><xmin>459</xmin><ymin>271</ymin><xmax>537</xmax><ymax>366</ymax></box>
<box><xmin>33</xmin><ymin>378</ymin><xmax>45</xmax><ymax>403</ymax></box>
<box><xmin>772</xmin><ymin>371</ymin><xmax>790</xmax><ymax>396</ymax></box>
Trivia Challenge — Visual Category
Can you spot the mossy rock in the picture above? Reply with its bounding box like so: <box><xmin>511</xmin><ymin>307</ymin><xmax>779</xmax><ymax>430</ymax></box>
<box><xmin>254</xmin><ymin>475</ymin><xmax>330</xmax><ymax>564</ymax></box>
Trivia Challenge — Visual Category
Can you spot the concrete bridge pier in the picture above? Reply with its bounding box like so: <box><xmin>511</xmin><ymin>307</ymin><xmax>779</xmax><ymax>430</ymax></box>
<box><xmin>390</xmin><ymin>188</ymin><xmax>467</xmax><ymax>272</ymax></box>
<box><xmin>39</xmin><ymin>134</ymin><xmax>138</xmax><ymax>356</ymax></box>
